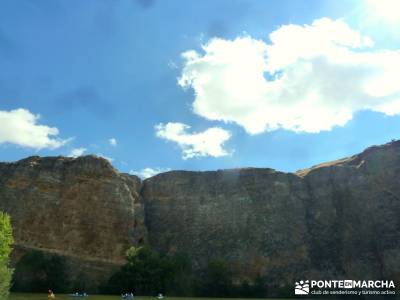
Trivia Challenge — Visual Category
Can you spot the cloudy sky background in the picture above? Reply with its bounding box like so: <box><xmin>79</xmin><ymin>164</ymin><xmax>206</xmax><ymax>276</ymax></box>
<box><xmin>1</xmin><ymin>0</ymin><xmax>400</xmax><ymax>178</ymax></box>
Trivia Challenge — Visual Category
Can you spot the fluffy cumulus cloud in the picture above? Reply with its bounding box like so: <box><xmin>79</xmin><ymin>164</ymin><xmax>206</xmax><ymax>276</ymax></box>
<box><xmin>129</xmin><ymin>167</ymin><xmax>171</xmax><ymax>179</ymax></box>
<box><xmin>0</xmin><ymin>108</ymin><xmax>69</xmax><ymax>149</ymax></box>
<box><xmin>109</xmin><ymin>138</ymin><xmax>117</xmax><ymax>146</ymax></box>
<box><xmin>155</xmin><ymin>122</ymin><xmax>231</xmax><ymax>159</ymax></box>
<box><xmin>68</xmin><ymin>147</ymin><xmax>87</xmax><ymax>157</ymax></box>
<box><xmin>179</xmin><ymin>18</ymin><xmax>400</xmax><ymax>134</ymax></box>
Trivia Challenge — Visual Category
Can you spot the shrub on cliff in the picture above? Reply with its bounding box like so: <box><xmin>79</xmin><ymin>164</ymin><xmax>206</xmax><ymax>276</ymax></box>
<box><xmin>0</xmin><ymin>212</ymin><xmax>14</xmax><ymax>298</ymax></box>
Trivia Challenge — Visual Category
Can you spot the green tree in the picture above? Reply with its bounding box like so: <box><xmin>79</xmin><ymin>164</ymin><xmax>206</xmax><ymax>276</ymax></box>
<box><xmin>165</xmin><ymin>253</ymin><xmax>194</xmax><ymax>296</ymax></box>
<box><xmin>201</xmin><ymin>259</ymin><xmax>233</xmax><ymax>297</ymax></box>
<box><xmin>107</xmin><ymin>246</ymin><xmax>170</xmax><ymax>294</ymax></box>
<box><xmin>0</xmin><ymin>212</ymin><xmax>14</xmax><ymax>298</ymax></box>
<box><xmin>105</xmin><ymin>246</ymin><xmax>193</xmax><ymax>296</ymax></box>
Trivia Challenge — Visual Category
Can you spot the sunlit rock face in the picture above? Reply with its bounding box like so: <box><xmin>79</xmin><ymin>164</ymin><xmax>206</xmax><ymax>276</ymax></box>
<box><xmin>0</xmin><ymin>155</ymin><xmax>147</xmax><ymax>291</ymax></box>
<box><xmin>0</xmin><ymin>141</ymin><xmax>400</xmax><ymax>292</ymax></box>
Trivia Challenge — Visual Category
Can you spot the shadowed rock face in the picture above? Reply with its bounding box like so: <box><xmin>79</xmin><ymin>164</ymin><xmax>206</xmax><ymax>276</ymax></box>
<box><xmin>142</xmin><ymin>141</ymin><xmax>400</xmax><ymax>287</ymax></box>
<box><xmin>0</xmin><ymin>141</ymin><xmax>400</xmax><ymax>291</ymax></box>
<box><xmin>142</xmin><ymin>169</ymin><xmax>310</xmax><ymax>284</ymax></box>
<box><xmin>298</xmin><ymin>142</ymin><xmax>400</xmax><ymax>282</ymax></box>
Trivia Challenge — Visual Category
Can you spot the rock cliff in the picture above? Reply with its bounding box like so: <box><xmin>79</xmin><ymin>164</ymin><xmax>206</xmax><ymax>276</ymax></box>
<box><xmin>0</xmin><ymin>155</ymin><xmax>147</xmax><ymax>290</ymax></box>
<box><xmin>0</xmin><ymin>141</ymin><xmax>399</xmax><ymax>292</ymax></box>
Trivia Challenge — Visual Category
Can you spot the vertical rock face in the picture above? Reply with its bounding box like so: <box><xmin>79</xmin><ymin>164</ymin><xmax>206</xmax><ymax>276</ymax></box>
<box><xmin>0</xmin><ymin>141</ymin><xmax>399</xmax><ymax>292</ymax></box>
<box><xmin>298</xmin><ymin>142</ymin><xmax>400</xmax><ymax>283</ymax></box>
<box><xmin>142</xmin><ymin>169</ymin><xmax>310</xmax><ymax>284</ymax></box>
<box><xmin>142</xmin><ymin>141</ymin><xmax>400</xmax><ymax>287</ymax></box>
<box><xmin>0</xmin><ymin>155</ymin><xmax>147</xmax><ymax>290</ymax></box>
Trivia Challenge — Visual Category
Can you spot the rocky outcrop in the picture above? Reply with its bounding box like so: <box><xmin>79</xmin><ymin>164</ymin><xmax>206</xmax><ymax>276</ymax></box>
<box><xmin>0</xmin><ymin>141</ymin><xmax>400</xmax><ymax>292</ymax></box>
<box><xmin>0</xmin><ymin>155</ymin><xmax>147</xmax><ymax>290</ymax></box>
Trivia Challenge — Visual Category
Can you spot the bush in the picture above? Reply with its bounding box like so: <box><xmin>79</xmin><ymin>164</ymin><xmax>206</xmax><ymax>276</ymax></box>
<box><xmin>0</xmin><ymin>212</ymin><xmax>14</xmax><ymax>298</ymax></box>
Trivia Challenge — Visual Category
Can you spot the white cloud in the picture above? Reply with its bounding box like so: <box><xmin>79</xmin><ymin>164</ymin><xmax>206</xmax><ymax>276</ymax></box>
<box><xmin>129</xmin><ymin>167</ymin><xmax>171</xmax><ymax>179</ymax></box>
<box><xmin>155</xmin><ymin>122</ymin><xmax>231</xmax><ymax>159</ymax></box>
<box><xmin>0</xmin><ymin>108</ymin><xmax>69</xmax><ymax>149</ymax></box>
<box><xmin>109</xmin><ymin>138</ymin><xmax>117</xmax><ymax>146</ymax></box>
<box><xmin>367</xmin><ymin>0</ymin><xmax>400</xmax><ymax>24</ymax></box>
<box><xmin>68</xmin><ymin>147</ymin><xmax>87</xmax><ymax>157</ymax></box>
<box><xmin>179</xmin><ymin>18</ymin><xmax>400</xmax><ymax>134</ymax></box>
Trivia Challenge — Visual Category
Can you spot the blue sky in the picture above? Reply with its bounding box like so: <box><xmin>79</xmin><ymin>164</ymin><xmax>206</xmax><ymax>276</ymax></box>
<box><xmin>1</xmin><ymin>0</ymin><xmax>400</xmax><ymax>177</ymax></box>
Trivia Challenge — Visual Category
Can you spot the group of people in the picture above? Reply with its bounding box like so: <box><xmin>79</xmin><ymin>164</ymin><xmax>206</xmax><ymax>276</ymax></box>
<box><xmin>70</xmin><ymin>292</ymin><xmax>89</xmax><ymax>297</ymax></box>
<box><xmin>121</xmin><ymin>292</ymin><xmax>163</xmax><ymax>299</ymax></box>
<box><xmin>48</xmin><ymin>289</ymin><xmax>163</xmax><ymax>299</ymax></box>
<box><xmin>48</xmin><ymin>289</ymin><xmax>89</xmax><ymax>298</ymax></box>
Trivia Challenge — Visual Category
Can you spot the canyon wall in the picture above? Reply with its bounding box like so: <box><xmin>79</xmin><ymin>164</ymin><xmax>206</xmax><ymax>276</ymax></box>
<box><xmin>0</xmin><ymin>141</ymin><xmax>399</xmax><ymax>291</ymax></box>
<box><xmin>0</xmin><ymin>156</ymin><xmax>147</xmax><ymax>290</ymax></box>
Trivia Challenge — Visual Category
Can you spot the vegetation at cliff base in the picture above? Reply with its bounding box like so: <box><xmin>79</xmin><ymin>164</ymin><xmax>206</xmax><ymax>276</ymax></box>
<box><xmin>104</xmin><ymin>246</ymin><xmax>194</xmax><ymax>295</ymax></box>
<box><xmin>200</xmin><ymin>259</ymin><xmax>233</xmax><ymax>297</ymax></box>
<box><xmin>0</xmin><ymin>211</ymin><xmax>14</xmax><ymax>298</ymax></box>
<box><xmin>12</xmin><ymin>250</ymin><xmax>69</xmax><ymax>293</ymax></box>
<box><xmin>104</xmin><ymin>246</ymin><xmax>275</xmax><ymax>297</ymax></box>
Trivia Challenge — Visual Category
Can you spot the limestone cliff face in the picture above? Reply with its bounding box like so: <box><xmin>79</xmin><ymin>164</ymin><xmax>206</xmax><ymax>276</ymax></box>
<box><xmin>142</xmin><ymin>169</ymin><xmax>310</xmax><ymax>284</ymax></box>
<box><xmin>297</xmin><ymin>142</ymin><xmax>400</xmax><ymax>283</ymax></box>
<box><xmin>0</xmin><ymin>155</ymin><xmax>147</xmax><ymax>290</ymax></box>
<box><xmin>142</xmin><ymin>141</ymin><xmax>400</xmax><ymax>286</ymax></box>
<box><xmin>0</xmin><ymin>141</ymin><xmax>399</xmax><ymax>291</ymax></box>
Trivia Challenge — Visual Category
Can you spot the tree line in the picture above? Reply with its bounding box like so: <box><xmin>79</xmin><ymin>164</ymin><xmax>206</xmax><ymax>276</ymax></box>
<box><xmin>101</xmin><ymin>246</ymin><xmax>290</xmax><ymax>298</ymax></box>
